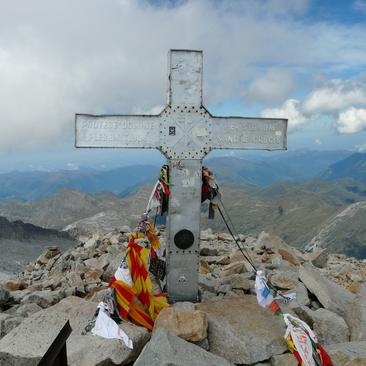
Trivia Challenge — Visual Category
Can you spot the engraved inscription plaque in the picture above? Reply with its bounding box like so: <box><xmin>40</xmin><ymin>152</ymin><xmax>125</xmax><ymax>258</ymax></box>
<box><xmin>76</xmin><ymin>115</ymin><xmax>160</xmax><ymax>148</ymax></box>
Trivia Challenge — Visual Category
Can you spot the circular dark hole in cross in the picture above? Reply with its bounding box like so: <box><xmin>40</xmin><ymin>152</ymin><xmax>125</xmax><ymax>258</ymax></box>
<box><xmin>174</xmin><ymin>229</ymin><xmax>194</xmax><ymax>249</ymax></box>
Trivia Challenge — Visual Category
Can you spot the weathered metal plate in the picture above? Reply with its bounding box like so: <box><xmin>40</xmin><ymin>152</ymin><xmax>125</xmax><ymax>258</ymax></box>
<box><xmin>159</xmin><ymin>106</ymin><xmax>211</xmax><ymax>159</ymax></box>
<box><xmin>211</xmin><ymin>117</ymin><xmax>287</xmax><ymax>150</ymax></box>
<box><xmin>166</xmin><ymin>159</ymin><xmax>201</xmax><ymax>302</ymax></box>
<box><xmin>75</xmin><ymin>114</ymin><xmax>160</xmax><ymax>148</ymax></box>
<box><xmin>168</xmin><ymin>50</ymin><xmax>203</xmax><ymax>107</ymax></box>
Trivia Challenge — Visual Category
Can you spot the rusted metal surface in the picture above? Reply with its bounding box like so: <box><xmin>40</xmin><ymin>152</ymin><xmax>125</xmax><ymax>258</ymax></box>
<box><xmin>75</xmin><ymin>49</ymin><xmax>288</xmax><ymax>302</ymax></box>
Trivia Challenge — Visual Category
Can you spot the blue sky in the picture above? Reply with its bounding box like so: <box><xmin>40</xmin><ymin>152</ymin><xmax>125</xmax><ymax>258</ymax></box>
<box><xmin>0</xmin><ymin>0</ymin><xmax>365</xmax><ymax>172</ymax></box>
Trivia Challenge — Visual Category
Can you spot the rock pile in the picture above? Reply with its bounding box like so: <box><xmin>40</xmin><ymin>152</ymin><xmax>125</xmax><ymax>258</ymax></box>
<box><xmin>0</xmin><ymin>227</ymin><xmax>365</xmax><ymax>365</ymax></box>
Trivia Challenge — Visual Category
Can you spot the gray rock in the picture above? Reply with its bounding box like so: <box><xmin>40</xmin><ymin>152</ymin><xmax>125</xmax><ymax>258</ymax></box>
<box><xmin>0</xmin><ymin>313</ymin><xmax>23</xmax><ymax>339</ymax></box>
<box><xmin>312</xmin><ymin>249</ymin><xmax>328</xmax><ymax>268</ymax></box>
<box><xmin>299</xmin><ymin>265</ymin><xmax>354</xmax><ymax>319</ymax></box>
<box><xmin>326</xmin><ymin>341</ymin><xmax>366</xmax><ymax>365</ymax></box>
<box><xmin>0</xmin><ymin>284</ymin><xmax>10</xmax><ymax>307</ymax></box>
<box><xmin>102</xmin><ymin>253</ymin><xmax>125</xmax><ymax>281</ymax></box>
<box><xmin>349</xmin><ymin>283</ymin><xmax>366</xmax><ymax>341</ymax></box>
<box><xmin>21</xmin><ymin>289</ymin><xmax>65</xmax><ymax>308</ymax></box>
<box><xmin>285</xmin><ymin>283</ymin><xmax>310</xmax><ymax>308</ymax></box>
<box><xmin>200</xmin><ymin>247</ymin><xmax>219</xmax><ymax>256</ymax></box>
<box><xmin>134</xmin><ymin>328</ymin><xmax>233</xmax><ymax>366</ymax></box>
<box><xmin>173</xmin><ymin>301</ymin><xmax>195</xmax><ymax>310</ymax></box>
<box><xmin>5</xmin><ymin>303</ymin><xmax>42</xmax><ymax>318</ymax></box>
<box><xmin>311</xmin><ymin>308</ymin><xmax>350</xmax><ymax>344</ymax></box>
<box><xmin>271</xmin><ymin>353</ymin><xmax>298</xmax><ymax>366</ymax></box>
<box><xmin>196</xmin><ymin>296</ymin><xmax>287</xmax><ymax>365</ymax></box>
<box><xmin>0</xmin><ymin>296</ymin><xmax>150</xmax><ymax>366</ymax></box>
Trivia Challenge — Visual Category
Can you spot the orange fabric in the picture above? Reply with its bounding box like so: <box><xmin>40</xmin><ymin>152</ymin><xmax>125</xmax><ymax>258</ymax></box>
<box><xmin>110</xmin><ymin>228</ymin><xmax>169</xmax><ymax>330</ymax></box>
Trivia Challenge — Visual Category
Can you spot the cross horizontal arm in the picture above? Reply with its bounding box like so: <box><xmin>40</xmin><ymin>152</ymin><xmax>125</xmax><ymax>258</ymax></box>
<box><xmin>210</xmin><ymin>116</ymin><xmax>287</xmax><ymax>151</ymax></box>
<box><xmin>75</xmin><ymin>114</ymin><xmax>161</xmax><ymax>148</ymax></box>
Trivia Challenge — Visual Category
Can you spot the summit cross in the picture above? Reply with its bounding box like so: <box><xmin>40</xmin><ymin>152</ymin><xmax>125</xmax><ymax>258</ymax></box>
<box><xmin>75</xmin><ymin>49</ymin><xmax>287</xmax><ymax>302</ymax></box>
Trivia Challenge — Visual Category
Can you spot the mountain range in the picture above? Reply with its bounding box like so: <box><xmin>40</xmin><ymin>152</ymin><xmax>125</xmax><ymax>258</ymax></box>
<box><xmin>1</xmin><ymin>150</ymin><xmax>365</xmax><ymax>261</ymax></box>
<box><xmin>0</xmin><ymin>150</ymin><xmax>352</xmax><ymax>200</ymax></box>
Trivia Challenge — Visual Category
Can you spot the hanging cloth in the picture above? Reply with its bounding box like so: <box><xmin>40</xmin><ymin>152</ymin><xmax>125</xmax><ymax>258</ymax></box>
<box><xmin>201</xmin><ymin>167</ymin><xmax>219</xmax><ymax>219</ymax></box>
<box><xmin>283</xmin><ymin>314</ymin><xmax>333</xmax><ymax>366</ymax></box>
<box><xmin>255</xmin><ymin>270</ymin><xmax>282</xmax><ymax>315</ymax></box>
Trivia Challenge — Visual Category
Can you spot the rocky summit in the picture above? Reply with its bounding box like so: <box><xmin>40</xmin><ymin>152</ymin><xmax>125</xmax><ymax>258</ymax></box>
<box><xmin>0</xmin><ymin>227</ymin><xmax>365</xmax><ymax>365</ymax></box>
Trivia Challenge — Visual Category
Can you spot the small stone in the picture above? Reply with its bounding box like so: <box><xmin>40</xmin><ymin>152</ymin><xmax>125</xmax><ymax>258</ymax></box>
<box><xmin>0</xmin><ymin>285</ymin><xmax>10</xmax><ymax>307</ymax></box>
<box><xmin>21</xmin><ymin>290</ymin><xmax>65</xmax><ymax>309</ymax></box>
<box><xmin>84</xmin><ymin>269</ymin><xmax>103</xmax><ymax>284</ymax></box>
<box><xmin>219</xmin><ymin>262</ymin><xmax>245</xmax><ymax>278</ymax></box>
<box><xmin>3</xmin><ymin>280</ymin><xmax>27</xmax><ymax>292</ymax></box>
<box><xmin>217</xmin><ymin>233</ymin><xmax>232</xmax><ymax>241</ymax></box>
<box><xmin>230</xmin><ymin>274</ymin><xmax>251</xmax><ymax>292</ymax></box>
<box><xmin>278</xmin><ymin>248</ymin><xmax>300</xmax><ymax>266</ymax></box>
<box><xmin>84</xmin><ymin>234</ymin><xmax>100</xmax><ymax>250</ymax></box>
<box><xmin>270</xmin><ymin>272</ymin><xmax>299</xmax><ymax>290</ymax></box>
<box><xmin>154</xmin><ymin>307</ymin><xmax>208</xmax><ymax>342</ymax></box>
<box><xmin>205</xmin><ymin>255</ymin><xmax>230</xmax><ymax>266</ymax></box>
<box><xmin>200</xmin><ymin>247</ymin><xmax>219</xmax><ymax>256</ymax></box>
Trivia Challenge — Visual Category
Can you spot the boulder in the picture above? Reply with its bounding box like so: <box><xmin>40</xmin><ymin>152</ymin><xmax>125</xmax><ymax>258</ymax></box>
<box><xmin>196</xmin><ymin>296</ymin><xmax>287</xmax><ymax>364</ymax></box>
<box><xmin>84</xmin><ymin>234</ymin><xmax>100</xmax><ymax>250</ymax></box>
<box><xmin>2</xmin><ymin>280</ymin><xmax>27</xmax><ymax>292</ymax></box>
<box><xmin>271</xmin><ymin>353</ymin><xmax>298</xmax><ymax>366</ymax></box>
<box><xmin>154</xmin><ymin>307</ymin><xmax>208</xmax><ymax>342</ymax></box>
<box><xmin>286</xmin><ymin>283</ymin><xmax>310</xmax><ymax>308</ymax></box>
<box><xmin>219</xmin><ymin>262</ymin><xmax>245</xmax><ymax>278</ymax></box>
<box><xmin>311</xmin><ymin>308</ymin><xmax>350</xmax><ymax>344</ymax></box>
<box><xmin>349</xmin><ymin>283</ymin><xmax>366</xmax><ymax>341</ymax></box>
<box><xmin>204</xmin><ymin>255</ymin><xmax>230</xmax><ymax>266</ymax></box>
<box><xmin>5</xmin><ymin>303</ymin><xmax>42</xmax><ymax>318</ymax></box>
<box><xmin>21</xmin><ymin>289</ymin><xmax>65</xmax><ymax>309</ymax></box>
<box><xmin>229</xmin><ymin>274</ymin><xmax>251</xmax><ymax>292</ymax></box>
<box><xmin>326</xmin><ymin>341</ymin><xmax>366</xmax><ymax>365</ymax></box>
<box><xmin>134</xmin><ymin>328</ymin><xmax>233</xmax><ymax>366</ymax></box>
<box><xmin>0</xmin><ymin>313</ymin><xmax>23</xmax><ymax>339</ymax></box>
<box><xmin>277</xmin><ymin>248</ymin><xmax>300</xmax><ymax>266</ymax></box>
<box><xmin>200</xmin><ymin>247</ymin><xmax>219</xmax><ymax>257</ymax></box>
<box><xmin>0</xmin><ymin>284</ymin><xmax>10</xmax><ymax>307</ymax></box>
<box><xmin>270</xmin><ymin>272</ymin><xmax>299</xmax><ymax>290</ymax></box>
<box><xmin>298</xmin><ymin>265</ymin><xmax>354</xmax><ymax>319</ymax></box>
<box><xmin>0</xmin><ymin>296</ymin><xmax>150</xmax><ymax>366</ymax></box>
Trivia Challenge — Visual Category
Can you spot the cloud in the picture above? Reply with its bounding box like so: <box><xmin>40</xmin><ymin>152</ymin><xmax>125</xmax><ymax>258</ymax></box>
<box><xmin>303</xmin><ymin>79</ymin><xmax>366</xmax><ymax>115</ymax></box>
<box><xmin>353</xmin><ymin>0</ymin><xmax>366</xmax><ymax>13</ymax></box>
<box><xmin>261</xmin><ymin>77</ymin><xmax>366</xmax><ymax>134</ymax></box>
<box><xmin>354</xmin><ymin>143</ymin><xmax>366</xmax><ymax>152</ymax></box>
<box><xmin>337</xmin><ymin>107</ymin><xmax>366</xmax><ymax>134</ymax></box>
<box><xmin>315</xmin><ymin>139</ymin><xmax>322</xmax><ymax>145</ymax></box>
<box><xmin>0</xmin><ymin>0</ymin><xmax>366</xmax><ymax>151</ymax></box>
<box><xmin>246</xmin><ymin>69</ymin><xmax>295</xmax><ymax>103</ymax></box>
<box><xmin>261</xmin><ymin>99</ymin><xmax>307</xmax><ymax>131</ymax></box>
<box><xmin>66</xmin><ymin>162</ymin><xmax>79</xmax><ymax>171</ymax></box>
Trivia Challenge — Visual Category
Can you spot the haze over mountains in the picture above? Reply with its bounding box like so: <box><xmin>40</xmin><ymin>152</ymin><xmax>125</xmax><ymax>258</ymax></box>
<box><xmin>0</xmin><ymin>149</ymin><xmax>365</xmax><ymax>270</ymax></box>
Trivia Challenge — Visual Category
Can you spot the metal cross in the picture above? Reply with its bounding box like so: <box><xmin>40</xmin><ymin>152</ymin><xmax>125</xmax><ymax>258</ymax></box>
<box><xmin>75</xmin><ymin>49</ymin><xmax>287</xmax><ymax>302</ymax></box>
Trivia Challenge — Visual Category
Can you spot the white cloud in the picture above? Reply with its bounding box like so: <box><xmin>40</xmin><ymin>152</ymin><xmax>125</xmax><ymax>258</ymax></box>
<box><xmin>353</xmin><ymin>0</ymin><xmax>366</xmax><ymax>13</ymax></box>
<box><xmin>337</xmin><ymin>107</ymin><xmax>366</xmax><ymax>134</ymax></box>
<box><xmin>0</xmin><ymin>0</ymin><xmax>366</xmax><ymax>151</ymax></box>
<box><xmin>354</xmin><ymin>143</ymin><xmax>366</xmax><ymax>152</ymax></box>
<box><xmin>66</xmin><ymin>163</ymin><xmax>79</xmax><ymax>171</ymax></box>
<box><xmin>315</xmin><ymin>139</ymin><xmax>322</xmax><ymax>145</ymax></box>
<box><xmin>246</xmin><ymin>69</ymin><xmax>295</xmax><ymax>103</ymax></box>
<box><xmin>261</xmin><ymin>99</ymin><xmax>307</xmax><ymax>131</ymax></box>
<box><xmin>303</xmin><ymin>79</ymin><xmax>366</xmax><ymax>115</ymax></box>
